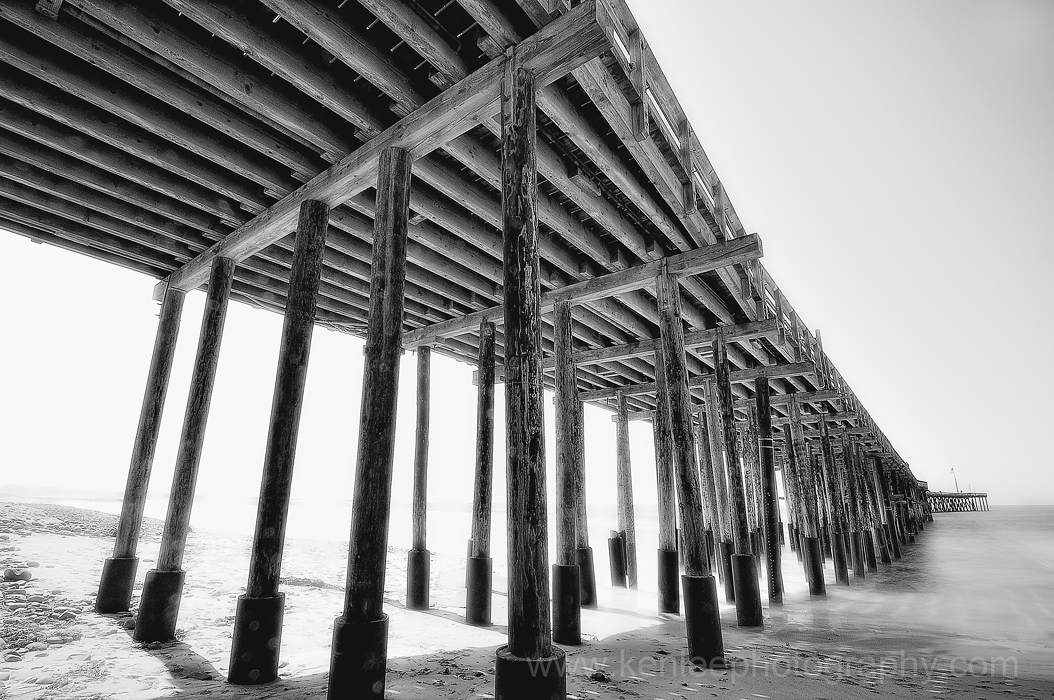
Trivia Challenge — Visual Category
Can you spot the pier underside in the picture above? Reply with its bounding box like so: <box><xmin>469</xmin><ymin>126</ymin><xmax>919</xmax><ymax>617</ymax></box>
<box><xmin>0</xmin><ymin>0</ymin><xmax>936</xmax><ymax>697</ymax></box>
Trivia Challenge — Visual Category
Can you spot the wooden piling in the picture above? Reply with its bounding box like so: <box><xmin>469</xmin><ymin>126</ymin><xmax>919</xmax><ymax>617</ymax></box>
<box><xmin>787</xmin><ymin>398</ymin><xmax>824</xmax><ymax>597</ymax></box>
<box><xmin>694</xmin><ymin>408</ymin><xmax>720</xmax><ymax>568</ymax></box>
<box><xmin>819</xmin><ymin>416</ymin><xmax>850</xmax><ymax>586</ymax></box>
<box><xmin>615</xmin><ymin>391</ymin><xmax>638</xmax><ymax>589</ymax></box>
<box><xmin>97</xmin><ymin>286</ymin><xmax>185</xmax><ymax>613</ymax></box>
<box><xmin>466</xmin><ymin>321</ymin><xmax>495</xmax><ymax>626</ymax></box>
<box><xmin>552</xmin><ymin>300</ymin><xmax>581</xmax><ymax>644</ymax></box>
<box><xmin>328</xmin><ymin>147</ymin><xmax>412</xmax><ymax>700</ymax></box>
<box><xmin>713</xmin><ymin>331</ymin><xmax>761</xmax><ymax>625</ymax></box>
<box><xmin>652</xmin><ymin>348</ymin><xmax>680</xmax><ymax>613</ymax></box>
<box><xmin>656</xmin><ymin>262</ymin><xmax>724</xmax><ymax>667</ymax></box>
<box><xmin>754</xmin><ymin>377</ymin><xmax>783</xmax><ymax>606</ymax></box>
<box><xmin>704</xmin><ymin>379</ymin><xmax>735</xmax><ymax>602</ymax></box>
<box><xmin>135</xmin><ymin>256</ymin><xmax>234</xmax><ymax>643</ymax></box>
<box><xmin>229</xmin><ymin>199</ymin><xmax>330</xmax><ymax>685</ymax></box>
<box><xmin>406</xmin><ymin>346</ymin><xmax>431</xmax><ymax>610</ymax></box>
<box><xmin>492</xmin><ymin>60</ymin><xmax>563</xmax><ymax>697</ymax></box>
<box><xmin>573</xmin><ymin>396</ymin><xmax>597</xmax><ymax>608</ymax></box>
<box><xmin>470</xmin><ymin>321</ymin><xmax>496</xmax><ymax>560</ymax></box>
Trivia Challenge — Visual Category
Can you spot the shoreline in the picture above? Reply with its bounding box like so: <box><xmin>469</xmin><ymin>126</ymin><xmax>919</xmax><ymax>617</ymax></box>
<box><xmin>2</xmin><ymin>501</ymin><xmax>1050</xmax><ymax>699</ymax></box>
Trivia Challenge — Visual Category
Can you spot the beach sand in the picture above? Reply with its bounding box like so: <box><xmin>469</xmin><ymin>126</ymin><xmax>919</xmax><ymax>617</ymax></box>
<box><xmin>1</xmin><ymin>502</ymin><xmax>1050</xmax><ymax>699</ymax></box>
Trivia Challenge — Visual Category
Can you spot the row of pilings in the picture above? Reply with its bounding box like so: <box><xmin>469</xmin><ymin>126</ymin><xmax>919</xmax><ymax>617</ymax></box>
<box><xmin>88</xmin><ymin>66</ymin><xmax>934</xmax><ymax>700</ymax></box>
<box><xmin>927</xmin><ymin>492</ymin><xmax>989</xmax><ymax>513</ymax></box>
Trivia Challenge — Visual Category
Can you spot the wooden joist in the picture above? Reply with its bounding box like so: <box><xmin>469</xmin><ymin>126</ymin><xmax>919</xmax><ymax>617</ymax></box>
<box><xmin>581</xmin><ymin>359</ymin><xmax>817</xmax><ymax>403</ymax></box>
<box><xmin>155</xmin><ymin>2</ymin><xmax>616</xmax><ymax>295</ymax></box>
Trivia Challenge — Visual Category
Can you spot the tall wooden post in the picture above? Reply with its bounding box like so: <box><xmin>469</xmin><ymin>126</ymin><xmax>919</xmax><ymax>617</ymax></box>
<box><xmin>134</xmin><ymin>256</ymin><xmax>234</xmax><ymax>642</ymax></box>
<box><xmin>228</xmin><ymin>199</ymin><xmax>329</xmax><ymax>684</ymax></box>
<box><xmin>712</xmin><ymin>331</ymin><xmax>762</xmax><ymax>626</ymax></box>
<box><xmin>819</xmin><ymin>417</ymin><xmax>850</xmax><ymax>586</ymax></box>
<box><xmin>754</xmin><ymin>377</ymin><xmax>783</xmax><ymax>605</ymax></box>
<box><xmin>787</xmin><ymin>398</ymin><xmax>825</xmax><ymax>597</ymax></box>
<box><xmin>855</xmin><ymin>443</ymin><xmax>880</xmax><ymax>571</ymax></box>
<box><xmin>406</xmin><ymin>347</ymin><xmax>432</xmax><ymax>609</ymax></box>
<box><xmin>704</xmin><ymin>379</ymin><xmax>735</xmax><ymax>602</ymax></box>
<box><xmin>328</xmin><ymin>147</ymin><xmax>411</xmax><ymax>700</ymax></box>
<box><xmin>694</xmin><ymin>409</ymin><xmax>718</xmax><ymax>568</ymax></box>
<box><xmin>552</xmin><ymin>300</ymin><xmax>581</xmax><ymax>644</ymax></box>
<box><xmin>841</xmin><ymin>431</ymin><xmax>867</xmax><ymax>579</ymax></box>
<box><xmin>652</xmin><ymin>349</ymin><xmax>680</xmax><ymax>613</ymax></box>
<box><xmin>492</xmin><ymin>59</ymin><xmax>564</xmax><ymax>698</ymax></box>
<box><xmin>466</xmin><ymin>320</ymin><xmax>496</xmax><ymax>625</ymax></box>
<box><xmin>874</xmin><ymin>457</ymin><xmax>902</xmax><ymax>558</ymax></box>
<box><xmin>573</xmin><ymin>397</ymin><xmax>597</xmax><ymax>608</ymax></box>
<box><xmin>96</xmin><ymin>286</ymin><xmax>185</xmax><ymax>614</ymax></box>
<box><xmin>615</xmin><ymin>391</ymin><xmax>638</xmax><ymax>588</ymax></box>
<box><xmin>656</xmin><ymin>263</ymin><xmax>724</xmax><ymax>668</ymax></box>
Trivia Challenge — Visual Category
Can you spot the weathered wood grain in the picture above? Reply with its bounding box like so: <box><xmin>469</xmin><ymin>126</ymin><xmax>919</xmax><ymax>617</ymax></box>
<box><xmin>343</xmin><ymin>148</ymin><xmax>412</xmax><ymax>623</ymax></box>
<box><xmin>411</xmin><ymin>347</ymin><xmax>431</xmax><ymax>552</ymax></box>
<box><xmin>244</xmin><ymin>200</ymin><xmax>330</xmax><ymax>598</ymax></box>
<box><xmin>469</xmin><ymin>321</ymin><xmax>496</xmax><ymax>559</ymax></box>
<box><xmin>502</xmin><ymin>62</ymin><xmax>551</xmax><ymax>660</ymax></box>
<box><xmin>156</xmin><ymin>256</ymin><xmax>235</xmax><ymax>571</ymax></box>
<box><xmin>553</xmin><ymin>301</ymin><xmax>579</xmax><ymax>566</ymax></box>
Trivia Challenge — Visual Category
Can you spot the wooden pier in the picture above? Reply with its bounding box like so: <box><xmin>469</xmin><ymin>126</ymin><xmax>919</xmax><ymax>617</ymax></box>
<box><xmin>0</xmin><ymin>1</ymin><xmax>937</xmax><ymax>696</ymax></box>
<box><xmin>928</xmin><ymin>491</ymin><xmax>989</xmax><ymax>513</ymax></box>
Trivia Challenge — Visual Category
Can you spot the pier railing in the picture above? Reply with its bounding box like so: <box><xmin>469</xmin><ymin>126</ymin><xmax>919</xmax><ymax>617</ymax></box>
<box><xmin>927</xmin><ymin>491</ymin><xmax>989</xmax><ymax>513</ymax></box>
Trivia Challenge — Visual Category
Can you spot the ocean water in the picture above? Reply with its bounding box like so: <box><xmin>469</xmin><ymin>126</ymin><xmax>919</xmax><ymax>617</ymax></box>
<box><xmin>45</xmin><ymin>495</ymin><xmax>1054</xmax><ymax>676</ymax></box>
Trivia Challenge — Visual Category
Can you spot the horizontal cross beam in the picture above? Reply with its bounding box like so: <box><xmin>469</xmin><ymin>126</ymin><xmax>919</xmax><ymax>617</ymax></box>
<box><xmin>578</xmin><ymin>359</ymin><xmax>816</xmax><ymax>402</ymax></box>
<box><xmin>542</xmin><ymin>317</ymin><xmax>778</xmax><ymax>369</ymax></box>
<box><xmin>403</xmin><ymin>233</ymin><xmax>763</xmax><ymax>347</ymax></box>
<box><xmin>155</xmin><ymin>1</ymin><xmax>615</xmax><ymax>295</ymax></box>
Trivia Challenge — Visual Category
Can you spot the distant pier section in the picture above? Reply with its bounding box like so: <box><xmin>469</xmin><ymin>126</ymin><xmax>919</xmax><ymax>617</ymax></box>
<box><xmin>927</xmin><ymin>491</ymin><xmax>989</xmax><ymax>513</ymax></box>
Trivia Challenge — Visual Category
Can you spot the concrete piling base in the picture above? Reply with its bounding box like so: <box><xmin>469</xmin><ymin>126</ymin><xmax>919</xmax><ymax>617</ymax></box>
<box><xmin>551</xmin><ymin>564</ymin><xmax>581</xmax><ymax>646</ymax></box>
<box><xmin>327</xmin><ymin>614</ymin><xmax>388</xmax><ymax>700</ymax></box>
<box><xmin>95</xmin><ymin>556</ymin><xmax>138</xmax><ymax>613</ymax></box>
<box><xmin>494</xmin><ymin>645</ymin><xmax>565</xmax><ymax>700</ymax></box>
<box><xmin>682</xmin><ymin>574</ymin><xmax>725</xmax><ymax>668</ymax></box>
<box><xmin>465</xmin><ymin>555</ymin><xmax>492</xmax><ymax>626</ymax></box>
<box><xmin>406</xmin><ymin>549</ymin><xmax>430</xmax><ymax>610</ymax></box>
<box><xmin>228</xmin><ymin>593</ymin><xmax>285</xmax><ymax>685</ymax></box>
<box><xmin>133</xmin><ymin>569</ymin><xmax>185</xmax><ymax>642</ymax></box>
<box><xmin>575</xmin><ymin>547</ymin><xmax>597</xmax><ymax>608</ymax></box>
<box><xmin>657</xmin><ymin>548</ymin><xmax>680</xmax><ymax>614</ymax></box>
<box><xmin>731</xmin><ymin>554</ymin><xmax>763</xmax><ymax>627</ymax></box>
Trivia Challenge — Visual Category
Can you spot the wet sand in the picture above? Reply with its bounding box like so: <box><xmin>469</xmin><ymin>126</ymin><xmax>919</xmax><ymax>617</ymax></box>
<box><xmin>1</xmin><ymin>502</ymin><xmax>1051</xmax><ymax>699</ymax></box>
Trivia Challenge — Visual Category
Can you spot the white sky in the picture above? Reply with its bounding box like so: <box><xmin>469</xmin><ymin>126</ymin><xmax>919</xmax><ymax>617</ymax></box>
<box><xmin>1</xmin><ymin>0</ymin><xmax>1051</xmax><ymax>506</ymax></box>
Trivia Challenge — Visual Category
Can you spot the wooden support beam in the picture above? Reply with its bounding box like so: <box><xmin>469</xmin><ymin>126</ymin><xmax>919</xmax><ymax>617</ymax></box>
<box><xmin>404</xmin><ymin>233</ymin><xmax>762</xmax><ymax>347</ymax></box>
<box><xmin>341</xmin><ymin>147</ymin><xmax>412</xmax><ymax>622</ymax></box>
<box><xmin>541</xmin><ymin>317</ymin><xmax>778</xmax><ymax>369</ymax></box>
<box><xmin>652</xmin><ymin>350</ymin><xmax>678</xmax><ymax>554</ymax></box>
<box><xmin>411</xmin><ymin>347</ymin><xmax>431</xmax><ymax>553</ymax></box>
<box><xmin>498</xmin><ymin>58</ymin><xmax>556</xmax><ymax>674</ymax></box>
<box><xmin>134</xmin><ymin>256</ymin><xmax>234</xmax><ymax>643</ymax></box>
<box><xmin>656</xmin><ymin>262</ymin><xmax>725</xmax><ymax>665</ymax></box>
<box><xmin>154</xmin><ymin>257</ymin><xmax>235</xmax><ymax>573</ymax></box>
<box><xmin>96</xmin><ymin>286</ymin><xmax>186</xmax><ymax>613</ymax></box>
<box><xmin>229</xmin><ymin>200</ymin><xmax>329</xmax><ymax>684</ymax></box>
<box><xmin>714</xmin><ymin>332</ymin><xmax>751</xmax><ymax>556</ymax></box>
<box><xmin>155</xmin><ymin>2</ymin><xmax>614</xmax><ymax>294</ymax></box>
<box><xmin>754</xmin><ymin>377</ymin><xmax>783</xmax><ymax>605</ymax></box>
<box><xmin>241</xmin><ymin>201</ymin><xmax>329</xmax><ymax>601</ymax></box>
<box><xmin>330</xmin><ymin>148</ymin><xmax>411</xmax><ymax>698</ymax></box>
<box><xmin>553</xmin><ymin>301</ymin><xmax>579</xmax><ymax>568</ymax></box>
<box><xmin>578</xmin><ymin>359</ymin><xmax>815</xmax><ymax>402</ymax></box>
<box><xmin>615</xmin><ymin>391</ymin><xmax>638</xmax><ymax>588</ymax></box>
<box><xmin>656</xmin><ymin>265</ymin><xmax>710</xmax><ymax>577</ymax></box>
<box><xmin>469</xmin><ymin>321</ymin><xmax>497</xmax><ymax>560</ymax></box>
